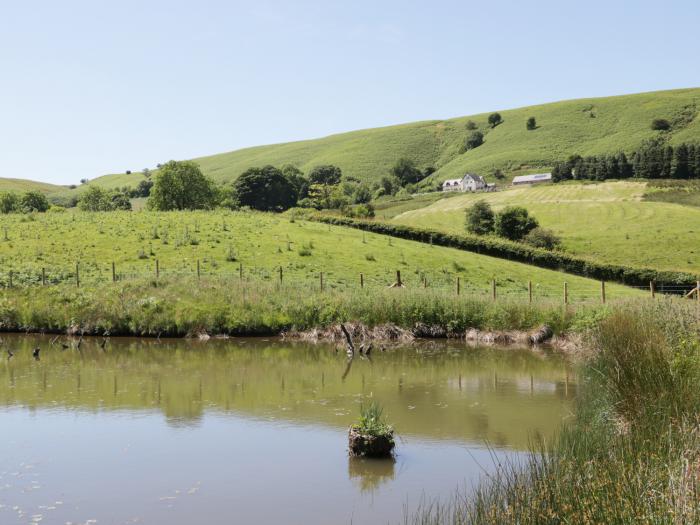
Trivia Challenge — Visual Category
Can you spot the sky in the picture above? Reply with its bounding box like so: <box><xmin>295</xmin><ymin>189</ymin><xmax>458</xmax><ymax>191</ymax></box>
<box><xmin>2</xmin><ymin>0</ymin><xmax>700</xmax><ymax>185</ymax></box>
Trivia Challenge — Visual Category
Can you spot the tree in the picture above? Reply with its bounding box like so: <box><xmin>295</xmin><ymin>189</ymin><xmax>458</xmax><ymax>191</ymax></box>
<box><xmin>491</xmin><ymin>168</ymin><xmax>506</xmax><ymax>180</ymax></box>
<box><xmin>495</xmin><ymin>206</ymin><xmax>538</xmax><ymax>240</ymax></box>
<box><xmin>135</xmin><ymin>179</ymin><xmax>154</xmax><ymax>197</ymax></box>
<box><xmin>148</xmin><ymin>161</ymin><xmax>217</xmax><ymax>211</ymax></box>
<box><xmin>20</xmin><ymin>191</ymin><xmax>49</xmax><ymax>212</ymax></box>
<box><xmin>232</xmin><ymin>165</ymin><xmax>297</xmax><ymax>211</ymax></box>
<box><xmin>463</xmin><ymin>131</ymin><xmax>484</xmax><ymax>151</ymax></box>
<box><xmin>111</xmin><ymin>191</ymin><xmax>132</xmax><ymax>211</ymax></box>
<box><xmin>0</xmin><ymin>192</ymin><xmax>20</xmax><ymax>214</ymax></box>
<box><xmin>308</xmin><ymin>164</ymin><xmax>342</xmax><ymax>186</ymax></box>
<box><xmin>79</xmin><ymin>186</ymin><xmax>114</xmax><ymax>211</ymax></box>
<box><xmin>353</xmin><ymin>183</ymin><xmax>372</xmax><ymax>204</ymax></box>
<box><xmin>523</xmin><ymin>227</ymin><xmax>561</xmax><ymax>250</ymax></box>
<box><xmin>465</xmin><ymin>120</ymin><xmax>478</xmax><ymax>130</ymax></box>
<box><xmin>391</xmin><ymin>158</ymin><xmax>423</xmax><ymax>186</ymax></box>
<box><xmin>142</xmin><ymin>168</ymin><xmax>151</xmax><ymax>178</ymax></box>
<box><xmin>651</xmin><ymin>118</ymin><xmax>671</xmax><ymax>131</ymax></box>
<box><xmin>488</xmin><ymin>112</ymin><xmax>503</xmax><ymax>128</ymax></box>
<box><xmin>526</xmin><ymin>117</ymin><xmax>537</xmax><ymax>130</ymax></box>
<box><xmin>465</xmin><ymin>200</ymin><xmax>495</xmax><ymax>235</ymax></box>
<box><xmin>551</xmin><ymin>162</ymin><xmax>573</xmax><ymax>182</ymax></box>
<box><xmin>281</xmin><ymin>164</ymin><xmax>309</xmax><ymax>199</ymax></box>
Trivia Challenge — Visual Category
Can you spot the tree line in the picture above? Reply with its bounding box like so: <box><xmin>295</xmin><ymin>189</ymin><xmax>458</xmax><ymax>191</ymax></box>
<box><xmin>552</xmin><ymin>140</ymin><xmax>700</xmax><ymax>182</ymax></box>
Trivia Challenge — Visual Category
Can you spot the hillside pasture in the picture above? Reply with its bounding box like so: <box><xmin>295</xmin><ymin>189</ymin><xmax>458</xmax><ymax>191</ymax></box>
<box><xmin>392</xmin><ymin>181</ymin><xmax>700</xmax><ymax>274</ymax></box>
<box><xmin>0</xmin><ymin>210</ymin><xmax>639</xmax><ymax>301</ymax></box>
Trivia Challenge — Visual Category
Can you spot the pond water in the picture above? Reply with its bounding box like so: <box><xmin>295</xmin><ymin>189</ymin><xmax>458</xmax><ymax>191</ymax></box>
<box><xmin>0</xmin><ymin>335</ymin><xmax>576</xmax><ymax>525</ymax></box>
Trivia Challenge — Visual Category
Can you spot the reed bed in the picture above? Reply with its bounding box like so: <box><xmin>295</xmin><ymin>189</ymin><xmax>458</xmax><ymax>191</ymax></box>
<box><xmin>405</xmin><ymin>300</ymin><xmax>700</xmax><ymax>524</ymax></box>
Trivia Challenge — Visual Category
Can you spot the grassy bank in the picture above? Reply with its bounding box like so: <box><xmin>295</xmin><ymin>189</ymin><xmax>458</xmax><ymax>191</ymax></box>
<box><xmin>0</xmin><ymin>276</ymin><xmax>617</xmax><ymax>337</ymax></box>
<box><xmin>406</xmin><ymin>300</ymin><xmax>700</xmax><ymax>524</ymax></box>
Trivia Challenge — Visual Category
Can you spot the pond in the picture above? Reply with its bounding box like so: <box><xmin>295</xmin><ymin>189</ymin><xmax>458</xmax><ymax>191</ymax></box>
<box><xmin>0</xmin><ymin>335</ymin><xmax>576</xmax><ymax>524</ymax></box>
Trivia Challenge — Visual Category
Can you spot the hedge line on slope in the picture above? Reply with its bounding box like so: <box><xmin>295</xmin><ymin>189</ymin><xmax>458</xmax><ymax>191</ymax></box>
<box><xmin>312</xmin><ymin>215</ymin><xmax>696</xmax><ymax>288</ymax></box>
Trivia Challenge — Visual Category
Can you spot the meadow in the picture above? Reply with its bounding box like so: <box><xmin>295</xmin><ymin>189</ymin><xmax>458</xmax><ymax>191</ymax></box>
<box><xmin>7</xmin><ymin>87</ymin><xmax>700</xmax><ymax>201</ymax></box>
<box><xmin>0</xmin><ymin>209</ymin><xmax>638</xmax><ymax>301</ymax></box>
<box><xmin>392</xmin><ymin>180</ymin><xmax>700</xmax><ymax>274</ymax></box>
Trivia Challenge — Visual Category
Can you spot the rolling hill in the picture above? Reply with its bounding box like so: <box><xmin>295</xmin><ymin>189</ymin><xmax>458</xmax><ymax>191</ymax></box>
<box><xmin>3</xmin><ymin>87</ymin><xmax>700</xmax><ymax>200</ymax></box>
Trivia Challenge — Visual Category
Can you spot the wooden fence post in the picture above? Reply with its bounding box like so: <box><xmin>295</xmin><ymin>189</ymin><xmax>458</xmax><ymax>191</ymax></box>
<box><xmin>239</xmin><ymin>263</ymin><xmax>243</xmax><ymax>279</ymax></box>
<box><xmin>279</xmin><ymin>266</ymin><xmax>283</xmax><ymax>284</ymax></box>
<box><xmin>396</xmin><ymin>270</ymin><xmax>402</xmax><ymax>287</ymax></box>
<box><xmin>112</xmin><ymin>262</ymin><xmax>116</xmax><ymax>282</ymax></box>
<box><xmin>197</xmin><ymin>260</ymin><xmax>201</xmax><ymax>280</ymax></box>
<box><xmin>155</xmin><ymin>259</ymin><xmax>160</xmax><ymax>279</ymax></box>
<box><xmin>564</xmin><ymin>282</ymin><xmax>568</xmax><ymax>304</ymax></box>
<box><xmin>528</xmin><ymin>280</ymin><xmax>532</xmax><ymax>304</ymax></box>
<box><xmin>320</xmin><ymin>272</ymin><xmax>324</xmax><ymax>291</ymax></box>
<box><xmin>76</xmin><ymin>262</ymin><xmax>80</xmax><ymax>288</ymax></box>
<box><xmin>9</xmin><ymin>271</ymin><xmax>12</xmax><ymax>288</ymax></box>
<box><xmin>360</xmin><ymin>273</ymin><xmax>364</xmax><ymax>288</ymax></box>
<box><xmin>42</xmin><ymin>267</ymin><xmax>46</xmax><ymax>286</ymax></box>
<box><xmin>650</xmin><ymin>281</ymin><xmax>655</xmax><ymax>299</ymax></box>
<box><xmin>491</xmin><ymin>279</ymin><xmax>496</xmax><ymax>301</ymax></box>
<box><xmin>456</xmin><ymin>276</ymin><xmax>460</xmax><ymax>295</ymax></box>
<box><xmin>601</xmin><ymin>281</ymin><xmax>606</xmax><ymax>304</ymax></box>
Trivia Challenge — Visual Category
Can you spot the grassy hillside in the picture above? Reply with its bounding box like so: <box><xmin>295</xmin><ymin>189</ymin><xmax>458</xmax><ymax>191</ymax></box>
<box><xmin>391</xmin><ymin>181</ymin><xmax>700</xmax><ymax>274</ymax></box>
<box><xmin>6</xmin><ymin>87</ymin><xmax>700</xmax><ymax>200</ymax></box>
<box><xmin>0</xmin><ymin>209</ymin><xmax>639</xmax><ymax>300</ymax></box>
<box><xmin>0</xmin><ymin>178</ymin><xmax>66</xmax><ymax>194</ymax></box>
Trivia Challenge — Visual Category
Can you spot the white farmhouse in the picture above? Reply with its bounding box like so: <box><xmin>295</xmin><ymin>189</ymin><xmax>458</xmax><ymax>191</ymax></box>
<box><xmin>442</xmin><ymin>173</ymin><xmax>487</xmax><ymax>192</ymax></box>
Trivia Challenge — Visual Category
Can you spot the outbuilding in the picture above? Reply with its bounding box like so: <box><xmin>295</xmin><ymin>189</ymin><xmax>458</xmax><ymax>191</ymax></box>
<box><xmin>512</xmin><ymin>173</ymin><xmax>552</xmax><ymax>185</ymax></box>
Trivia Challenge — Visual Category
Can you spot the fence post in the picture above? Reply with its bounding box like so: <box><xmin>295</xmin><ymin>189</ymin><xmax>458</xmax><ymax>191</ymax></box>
<box><xmin>564</xmin><ymin>282</ymin><xmax>568</xmax><ymax>304</ymax></box>
<box><xmin>42</xmin><ymin>267</ymin><xmax>46</xmax><ymax>286</ymax></box>
<box><xmin>601</xmin><ymin>281</ymin><xmax>606</xmax><ymax>304</ymax></box>
<box><xmin>697</xmin><ymin>281</ymin><xmax>699</xmax><ymax>302</ymax></box>
<box><xmin>491</xmin><ymin>279</ymin><xmax>496</xmax><ymax>301</ymax></box>
<box><xmin>197</xmin><ymin>260</ymin><xmax>201</xmax><ymax>280</ymax></box>
<box><xmin>9</xmin><ymin>271</ymin><xmax>12</xmax><ymax>288</ymax></box>
<box><xmin>650</xmin><ymin>281</ymin><xmax>655</xmax><ymax>299</ymax></box>
<box><xmin>456</xmin><ymin>276</ymin><xmax>460</xmax><ymax>295</ymax></box>
<box><xmin>279</xmin><ymin>266</ymin><xmax>283</xmax><ymax>284</ymax></box>
<box><xmin>239</xmin><ymin>263</ymin><xmax>243</xmax><ymax>279</ymax></box>
<box><xmin>112</xmin><ymin>262</ymin><xmax>116</xmax><ymax>282</ymax></box>
<box><xmin>155</xmin><ymin>259</ymin><xmax>159</xmax><ymax>279</ymax></box>
<box><xmin>76</xmin><ymin>262</ymin><xmax>80</xmax><ymax>288</ymax></box>
<box><xmin>360</xmin><ymin>273</ymin><xmax>364</xmax><ymax>288</ymax></box>
<box><xmin>528</xmin><ymin>280</ymin><xmax>532</xmax><ymax>304</ymax></box>
<box><xmin>320</xmin><ymin>272</ymin><xmax>324</xmax><ymax>291</ymax></box>
<box><xmin>423</xmin><ymin>276</ymin><xmax>427</xmax><ymax>288</ymax></box>
<box><xmin>396</xmin><ymin>270</ymin><xmax>402</xmax><ymax>287</ymax></box>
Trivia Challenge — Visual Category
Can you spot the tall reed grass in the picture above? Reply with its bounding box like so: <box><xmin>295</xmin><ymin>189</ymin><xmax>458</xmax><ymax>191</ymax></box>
<box><xmin>406</xmin><ymin>300</ymin><xmax>700</xmax><ymax>524</ymax></box>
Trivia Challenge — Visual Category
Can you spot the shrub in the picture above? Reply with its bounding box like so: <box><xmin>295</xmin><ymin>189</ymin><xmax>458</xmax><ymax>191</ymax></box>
<box><xmin>488</xmin><ymin>112</ymin><xmax>503</xmax><ymax>128</ymax></box>
<box><xmin>463</xmin><ymin>131</ymin><xmax>484</xmax><ymax>152</ymax></box>
<box><xmin>526</xmin><ymin>117</ymin><xmax>537</xmax><ymax>130</ymax></box>
<box><xmin>465</xmin><ymin>120</ymin><xmax>477</xmax><ymax>130</ymax></box>
<box><xmin>20</xmin><ymin>191</ymin><xmax>49</xmax><ymax>213</ymax></box>
<box><xmin>523</xmin><ymin>227</ymin><xmax>561</xmax><ymax>250</ymax></box>
<box><xmin>465</xmin><ymin>200</ymin><xmax>495</xmax><ymax>235</ymax></box>
<box><xmin>495</xmin><ymin>206</ymin><xmax>538</xmax><ymax>241</ymax></box>
<box><xmin>651</xmin><ymin>118</ymin><xmax>671</xmax><ymax>131</ymax></box>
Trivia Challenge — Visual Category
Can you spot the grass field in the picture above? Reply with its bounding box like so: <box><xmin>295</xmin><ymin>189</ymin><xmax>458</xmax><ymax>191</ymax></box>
<box><xmin>4</xmin><ymin>87</ymin><xmax>700</xmax><ymax>199</ymax></box>
<box><xmin>0</xmin><ymin>178</ymin><xmax>66</xmax><ymax>194</ymax></box>
<box><xmin>0</xmin><ymin>210</ymin><xmax>639</xmax><ymax>301</ymax></box>
<box><xmin>391</xmin><ymin>181</ymin><xmax>700</xmax><ymax>274</ymax></box>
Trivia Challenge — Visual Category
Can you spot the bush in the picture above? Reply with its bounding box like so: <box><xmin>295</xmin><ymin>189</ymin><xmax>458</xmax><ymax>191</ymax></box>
<box><xmin>465</xmin><ymin>200</ymin><xmax>495</xmax><ymax>235</ymax></box>
<box><xmin>495</xmin><ymin>206</ymin><xmax>539</xmax><ymax>241</ymax></box>
<box><xmin>651</xmin><ymin>118</ymin><xmax>671</xmax><ymax>131</ymax></box>
<box><xmin>465</xmin><ymin>120</ymin><xmax>478</xmax><ymax>130</ymax></box>
<box><xmin>20</xmin><ymin>191</ymin><xmax>49</xmax><ymax>213</ymax></box>
<box><xmin>308</xmin><ymin>165</ymin><xmax>342</xmax><ymax>186</ymax></box>
<box><xmin>526</xmin><ymin>117</ymin><xmax>537</xmax><ymax>130</ymax></box>
<box><xmin>463</xmin><ymin>131</ymin><xmax>484</xmax><ymax>152</ymax></box>
<box><xmin>488</xmin><ymin>112</ymin><xmax>503</xmax><ymax>128</ymax></box>
<box><xmin>523</xmin><ymin>227</ymin><xmax>561</xmax><ymax>250</ymax></box>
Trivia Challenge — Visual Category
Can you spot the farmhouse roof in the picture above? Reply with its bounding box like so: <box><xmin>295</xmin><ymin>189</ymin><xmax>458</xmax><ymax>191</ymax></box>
<box><xmin>512</xmin><ymin>173</ymin><xmax>552</xmax><ymax>184</ymax></box>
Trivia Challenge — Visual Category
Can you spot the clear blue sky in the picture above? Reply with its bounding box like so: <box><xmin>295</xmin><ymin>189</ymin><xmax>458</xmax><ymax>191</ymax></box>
<box><xmin>3</xmin><ymin>0</ymin><xmax>700</xmax><ymax>185</ymax></box>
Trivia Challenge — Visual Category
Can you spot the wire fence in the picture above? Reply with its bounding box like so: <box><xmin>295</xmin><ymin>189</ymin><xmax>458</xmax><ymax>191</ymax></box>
<box><xmin>2</xmin><ymin>259</ymin><xmax>699</xmax><ymax>305</ymax></box>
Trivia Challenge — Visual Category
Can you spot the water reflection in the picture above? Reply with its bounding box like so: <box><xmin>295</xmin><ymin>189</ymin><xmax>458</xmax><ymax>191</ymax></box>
<box><xmin>348</xmin><ymin>457</ymin><xmax>396</xmax><ymax>493</ymax></box>
<box><xmin>0</xmin><ymin>334</ymin><xmax>576</xmax><ymax>524</ymax></box>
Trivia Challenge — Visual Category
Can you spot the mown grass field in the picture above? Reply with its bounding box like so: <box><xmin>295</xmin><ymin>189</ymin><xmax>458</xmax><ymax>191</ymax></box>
<box><xmin>0</xmin><ymin>210</ymin><xmax>639</xmax><ymax>300</ymax></box>
<box><xmin>391</xmin><ymin>181</ymin><xmax>700</xmax><ymax>274</ymax></box>
<box><xmin>6</xmin><ymin>87</ymin><xmax>700</xmax><ymax>200</ymax></box>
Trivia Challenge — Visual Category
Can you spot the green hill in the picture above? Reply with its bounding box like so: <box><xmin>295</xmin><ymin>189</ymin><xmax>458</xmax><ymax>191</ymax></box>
<box><xmin>3</xmin><ymin>87</ymin><xmax>700</xmax><ymax>200</ymax></box>
<box><xmin>390</xmin><ymin>180</ymin><xmax>700</xmax><ymax>274</ymax></box>
<box><xmin>0</xmin><ymin>178</ymin><xmax>66</xmax><ymax>194</ymax></box>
